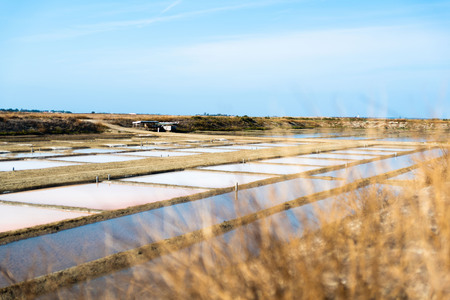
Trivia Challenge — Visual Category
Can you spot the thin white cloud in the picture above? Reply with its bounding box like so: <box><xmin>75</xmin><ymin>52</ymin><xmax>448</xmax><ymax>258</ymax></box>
<box><xmin>160</xmin><ymin>0</ymin><xmax>182</xmax><ymax>15</ymax></box>
<box><xmin>18</xmin><ymin>0</ymin><xmax>292</xmax><ymax>42</ymax></box>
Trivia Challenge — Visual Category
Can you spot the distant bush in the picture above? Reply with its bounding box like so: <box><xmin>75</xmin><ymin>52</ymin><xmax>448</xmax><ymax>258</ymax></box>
<box><xmin>0</xmin><ymin>117</ymin><xmax>104</xmax><ymax>135</ymax></box>
<box><xmin>175</xmin><ymin>116</ymin><xmax>268</xmax><ymax>132</ymax></box>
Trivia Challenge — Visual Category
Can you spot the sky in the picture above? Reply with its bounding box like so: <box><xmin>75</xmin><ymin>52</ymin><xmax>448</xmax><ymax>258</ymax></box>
<box><xmin>0</xmin><ymin>0</ymin><xmax>449</xmax><ymax>118</ymax></box>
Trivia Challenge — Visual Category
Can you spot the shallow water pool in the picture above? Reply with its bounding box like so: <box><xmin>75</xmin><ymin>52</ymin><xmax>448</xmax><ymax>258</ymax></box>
<box><xmin>313</xmin><ymin>149</ymin><xmax>442</xmax><ymax>182</ymax></box>
<box><xmin>0</xmin><ymin>183</ymin><xmax>206</xmax><ymax>211</ymax></box>
<box><xmin>0</xmin><ymin>178</ymin><xmax>342</xmax><ymax>287</ymax></box>
<box><xmin>199</xmin><ymin>162</ymin><xmax>321</xmax><ymax>174</ymax></box>
<box><xmin>388</xmin><ymin>170</ymin><xmax>417</xmax><ymax>181</ymax></box>
<box><xmin>171</xmin><ymin>147</ymin><xmax>237</xmax><ymax>153</ymax></box>
<box><xmin>0</xmin><ymin>152</ymin><xmax>67</xmax><ymax>159</ymax></box>
<box><xmin>116</xmin><ymin>150</ymin><xmax>200</xmax><ymax>157</ymax></box>
<box><xmin>72</xmin><ymin>148</ymin><xmax>124</xmax><ymax>154</ymax></box>
<box><xmin>260</xmin><ymin>157</ymin><xmax>350</xmax><ymax>166</ymax></box>
<box><xmin>121</xmin><ymin>170</ymin><xmax>273</xmax><ymax>188</ymax></box>
<box><xmin>299</xmin><ymin>153</ymin><xmax>375</xmax><ymax>160</ymax></box>
<box><xmin>247</xmin><ymin>143</ymin><xmax>301</xmax><ymax>147</ymax></box>
<box><xmin>49</xmin><ymin>154</ymin><xmax>146</xmax><ymax>163</ymax></box>
<box><xmin>330</xmin><ymin>149</ymin><xmax>397</xmax><ymax>155</ymax></box>
<box><xmin>370</xmin><ymin>147</ymin><xmax>415</xmax><ymax>152</ymax></box>
<box><xmin>0</xmin><ymin>204</ymin><xmax>90</xmax><ymax>233</ymax></box>
<box><xmin>0</xmin><ymin>159</ymin><xmax>80</xmax><ymax>172</ymax></box>
<box><xmin>215</xmin><ymin>145</ymin><xmax>271</xmax><ymax>150</ymax></box>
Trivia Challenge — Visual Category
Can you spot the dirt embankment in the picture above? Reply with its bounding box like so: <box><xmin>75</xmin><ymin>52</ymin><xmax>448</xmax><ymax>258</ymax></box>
<box><xmin>337</xmin><ymin>118</ymin><xmax>450</xmax><ymax>130</ymax></box>
<box><xmin>0</xmin><ymin>113</ymin><xmax>104</xmax><ymax>135</ymax></box>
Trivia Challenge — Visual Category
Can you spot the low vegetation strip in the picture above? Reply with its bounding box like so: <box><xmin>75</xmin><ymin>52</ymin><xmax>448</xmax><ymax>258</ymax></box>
<box><xmin>0</xmin><ymin>115</ymin><xmax>104</xmax><ymax>135</ymax></box>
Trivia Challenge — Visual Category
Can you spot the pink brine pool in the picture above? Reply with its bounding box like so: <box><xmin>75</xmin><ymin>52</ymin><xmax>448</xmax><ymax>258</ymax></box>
<box><xmin>121</xmin><ymin>170</ymin><xmax>273</xmax><ymax>188</ymax></box>
<box><xmin>199</xmin><ymin>163</ymin><xmax>321</xmax><ymax>175</ymax></box>
<box><xmin>0</xmin><ymin>204</ymin><xmax>91</xmax><ymax>233</ymax></box>
<box><xmin>0</xmin><ymin>183</ymin><xmax>207</xmax><ymax>210</ymax></box>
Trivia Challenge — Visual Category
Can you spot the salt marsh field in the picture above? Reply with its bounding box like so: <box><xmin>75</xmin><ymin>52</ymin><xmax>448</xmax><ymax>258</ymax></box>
<box><xmin>0</xmin><ymin>127</ymin><xmax>448</xmax><ymax>298</ymax></box>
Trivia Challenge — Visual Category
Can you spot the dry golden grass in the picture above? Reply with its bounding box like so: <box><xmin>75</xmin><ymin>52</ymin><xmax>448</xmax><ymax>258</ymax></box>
<box><xmin>62</xmin><ymin>149</ymin><xmax>449</xmax><ymax>300</ymax></box>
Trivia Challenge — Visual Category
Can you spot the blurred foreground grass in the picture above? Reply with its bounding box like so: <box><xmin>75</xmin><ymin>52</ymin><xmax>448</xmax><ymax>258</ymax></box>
<box><xmin>46</xmin><ymin>149</ymin><xmax>450</xmax><ymax>299</ymax></box>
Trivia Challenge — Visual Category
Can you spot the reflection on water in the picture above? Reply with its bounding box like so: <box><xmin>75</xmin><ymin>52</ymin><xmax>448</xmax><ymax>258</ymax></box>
<box><xmin>200</xmin><ymin>162</ymin><xmax>322</xmax><ymax>174</ymax></box>
<box><xmin>215</xmin><ymin>145</ymin><xmax>271</xmax><ymax>150</ymax></box>
<box><xmin>377</xmin><ymin>137</ymin><xmax>428</xmax><ymax>142</ymax></box>
<box><xmin>121</xmin><ymin>146</ymin><xmax>167</xmax><ymax>150</ymax></box>
<box><xmin>240</xmin><ymin>130</ymin><xmax>449</xmax><ymax>143</ymax></box>
<box><xmin>0</xmin><ymin>178</ymin><xmax>341</xmax><ymax>288</ymax></box>
<box><xmin>49</xmin><ymin>154</ymin><xmax>146</xmax><ymax>163</ymax></box>
<box><xmin>330</xmin><ymin>149</ymin><xmax>398</xmax><ymax>155</ymax></box>
<box><xmin>0</xmin><ymin>204</ymin><xmax>90</xmax><ymax>233</ymax></box>
<box><xmin>115</xmin><ymin>150</ymin><xmax>200</xmax><ymax>157</ymax></box>
<box><xmin>371</xmin><ymin>147</ymin><xmax>415</xmax><ymax>152</ymax></box>
<box><xmin>268</xmin><ymin>132</ymin><xmax>343</xmax><ymax>139</ymax></box>
<box><xmin>0</xmin><ymin>183</ymin><xmax>206</xmax><ymax>210</ymax></box>
<box><xmin>314</xmin><ymin>149</ymin><xmax>443</xmax><ymax>182</ymax></box>
<box><xmin>261</xmin><ymin>157</ymin><xmax>350</xmax><ymax>166</ymax></box>
<box><xmin>0</xmin><ymin>159</ymin><xmax>80</xmax><ymax>172</ymax></box>
<box><xmin>54</xmin><ymin>183</ymin><xmax>405</xmax><ymax>299</ymax></box>
<box><xmin>329</xmin><ymin>136</ymin><xmax>370</xmax><ymax>140</ymax></box>
<box><xmin>170</xmin><ymin>147</ymin><xmax>236</xmax><ymax>153</ymax></box>
<box><xmin>388</xmin><ymin>170</ymin><xmax>418</xmax><ymax>181</ymax></box>
<box><xmin>0</xmin><ymin>152</ymin><xmax>66</xmax><ymax>159</ymax></box>
<box><xmin>300</xmin><ymin>153</ymin><xmax>375</xmax><ymax>160</ymax></box>
<box><xmin>376</xmin><ymin>132</ymin><xmax>450</xmax><ymax>143</ymax></box>
<box><xmin>247</xmin><ymin>143</ymin><xmax>303</xmax><ymax>147</ymax></box>
<box><xmin>72</xmin><ymin>148</ymin><xmax>124</xmax><ymax>154</ymax></box>
<box><xmin>121</xmin><ymin>170</ymin><xmax>273</xmax><ymax>189</ymax></box>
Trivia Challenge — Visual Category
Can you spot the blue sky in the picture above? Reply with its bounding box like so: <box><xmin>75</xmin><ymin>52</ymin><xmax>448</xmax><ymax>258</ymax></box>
<box><xmin>0</xmin><ymin>0</ymin><xmax>449</xmax><ymax>118</ymax></box>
